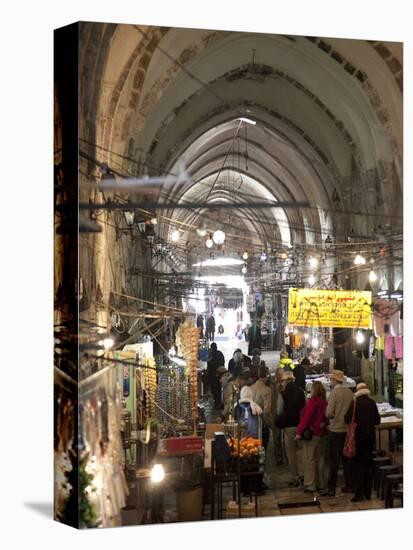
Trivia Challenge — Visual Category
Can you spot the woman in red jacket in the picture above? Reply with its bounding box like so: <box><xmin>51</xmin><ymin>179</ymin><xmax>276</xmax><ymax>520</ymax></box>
<box><xmin>296</xmin><ymin>381</ymin><xmax>328</xmax><ymax>494</ymax></box>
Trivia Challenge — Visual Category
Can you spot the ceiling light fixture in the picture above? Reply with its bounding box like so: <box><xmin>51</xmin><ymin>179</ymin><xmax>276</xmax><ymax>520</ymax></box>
<box><xmin>171</xmin><ymin>230</ymin><xmax>180</xmax><ymax>242</ymax></box>
<box><xmin>309</xmin><ymin>257</ymin><xmax>318</xmax><ymax>269</ymax></box>
<box><xmin>242</xmin><ymin>251</ymin><xmax>249</xmax><ymax>260</ymax></box>
<box><xmin>369</xmin><ymin>270</ymin><xmax>378</xmax><ymax>283</ymax></box>
<box><xmin>241</xmin><ymin>265</ymin><xmax>247</xmax><ymax>274</ymax></box>
<box><xmin>354</xmin><ymin>253</ymin><xmax>366</xmax><ymax>266</ymax></box>
<box><xmin>212</xmin><ymin>229</ymin><xmax>226</xmax><ymax>245</ymax></box>
<box><xmin>356</xmin><ymin>331</ymin><xmax>365</xmax><ymax>344</ymax></box>
<box><xmin>193</xmin><ymin>258</ymin><xmax>245</xmax><ymax>267</ymax></box>
<box><xmin>206</xmin><ymin>237</ymin><xmax>213</xmax><ymax>249</ymax></box>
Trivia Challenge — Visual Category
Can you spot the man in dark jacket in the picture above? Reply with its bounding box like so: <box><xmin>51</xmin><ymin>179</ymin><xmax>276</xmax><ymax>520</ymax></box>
<box><xmin>247</xmin><ymin>323</ymin><xmax>262</xmax><ymax>355</ymax></box>
<box><xmin>344</xmin><ymin>383</ymin><xmax>381</xmax><ymax>502</ymax></box>
<box><xmin>207</xmin><ymin>342</ymin><xmax>225</xmax><ymax>407</ymax></box>
<box><xmin>228</xmin><ymin>349</ymin><xmax>252</xmax><ymax>378</ymax></box>
<box><xmin>206</xmin><ymin>315</ymin><xmax>216</xmax><ymax>342</ymax></box>
<box><xmin>196</xmin><ymin>314</ymin><xmax>204</xmax><ymax>339</ymax></box>
<box><xmin>293</xmin><ymin>357</ymin><xmax>307</xmax><ymax>391</ymax></box>
<box><xmin>276</xmin><ymin>371</ymin><xmax>306</xmax><ymax>485</ymax></box>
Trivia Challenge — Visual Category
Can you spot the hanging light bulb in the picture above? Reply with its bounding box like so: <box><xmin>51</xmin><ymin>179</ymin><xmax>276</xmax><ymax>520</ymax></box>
<box><xmin>197</xmin><ymin>226</ymin><xmax>207</xmax><ymax>237</ymax></box>
<box><xmin>356</xmin><ymin>331</ymin><xmax>365</xmax><ymax>344</ymax></box>
<box><xmin>281</xmin><ymin>252</ymin><xmax>288</xmax><ymax>259</ymax></box>
<box><xmin>171</xmin><ymin>230</ymin><xmax>180</xmax><ymax>242</ymax></box>
<box><xmin>150</xmin><ymin>464</ymin><xmax>165</xmax><ymax>483</ymax></box>
<box><xmin>206</xmin><ymin>237</ymin><xmax>213</xmax><ymax>249</ymax></box>
<box><xmin>212</xmin><ymin>229</ymin><xmax>226</xmax><ymax>245</ymax></box>
<box><xmin>311</xmin><ymin>337</ymin><xmax>319</xmax><ymax>348</ymax></box>
<box><xmin>308</xmin><ymin>274</ymin><xmax>316</xmax><ymax>286</ymax></box>
<box><xmin>242</xmin><ymin>251</ymin><xmax>249</xmax><ymax>260</ymax></box>
<box><xmin>150</xmin><ymin>217</ymin><xmax>158</xmax><ymax>225</ymax></box>
<box><xmin>241</xmin><ymin>265</ymin><xmax>247</xmax><ymax>274</ymax></box>
<box><xmin>309</xmin><ymin>257</ymin><xmax>318</xmax><ymax>269</ymax></box>
<box><xmin>369</xmin><ymin>270</ymin><xmax>378</xmax><ymax>283</ymax></box>
<box><xmin>354</xmin><ymin>253</ymin><xmax>366</xmax><ymax>266</ymax></box>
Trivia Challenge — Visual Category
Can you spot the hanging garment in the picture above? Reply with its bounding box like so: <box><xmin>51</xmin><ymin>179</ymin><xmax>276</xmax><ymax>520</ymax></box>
<box><xmin>375</xmin><ymin>337</ymin><xmax>384</xmax><ymax>351</ymax></box>
<box><xmin>394</xmin><ymin>336</ymin><xmax>403</xmax><ymax>359</ymax></box>
<box><xmin>390</xmin><ymin>310</ymin><xmax>401</xmax><ymax>337</ymax></box>
<box><xmin>384</xmin><ymin>337</ymin><xmax>395</xmax><ymax>360</ymax></box>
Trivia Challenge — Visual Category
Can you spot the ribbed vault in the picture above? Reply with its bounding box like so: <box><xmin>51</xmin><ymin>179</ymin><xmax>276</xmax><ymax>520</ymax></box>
<box><xmin>79</xmin><ymin>23</ymin><xmax>402</xmax><ymax>268</ymax></box>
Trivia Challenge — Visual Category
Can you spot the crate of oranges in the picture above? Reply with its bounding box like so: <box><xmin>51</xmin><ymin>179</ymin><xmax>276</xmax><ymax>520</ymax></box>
<box><xmin>227</xmin><ymin>437</ymin><xmax>262</xmax><ymax>471</ymax></box>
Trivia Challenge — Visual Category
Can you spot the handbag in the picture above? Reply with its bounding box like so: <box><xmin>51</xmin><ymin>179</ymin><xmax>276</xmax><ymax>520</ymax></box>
<box><xmin>343</xmin><ymin>400</ymin><xmax>357</xmax><ymax>458</ymax></box>
<box><xmin>301</xmin><ymin>427</ymin><xmax>313</xmax><ymax>441</ymax></box>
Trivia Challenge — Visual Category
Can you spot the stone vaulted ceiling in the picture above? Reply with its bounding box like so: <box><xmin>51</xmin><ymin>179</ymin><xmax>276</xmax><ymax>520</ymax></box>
<box><xmin>79</xmin><ymin>23</ymin><xmax>403</xmax><ymax>260</ymax></box>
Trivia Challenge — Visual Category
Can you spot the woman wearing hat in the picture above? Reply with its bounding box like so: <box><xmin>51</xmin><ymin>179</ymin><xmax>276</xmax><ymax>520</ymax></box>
<box><xmin>325</xmin><ymin>370</ymin><xmax>354</xmax><ymax>496</ymax></box>
<box><xmin>344</xmin><ymin>383</ymin><xmax>381</xmax><ymax>502</ymax></box>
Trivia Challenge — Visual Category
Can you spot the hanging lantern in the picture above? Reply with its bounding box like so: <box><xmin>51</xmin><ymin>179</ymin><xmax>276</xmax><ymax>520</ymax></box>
<box><xmin>212</xmin><ymin>229</ymin><xmax>226</xmax><ymax>245</ymax></box>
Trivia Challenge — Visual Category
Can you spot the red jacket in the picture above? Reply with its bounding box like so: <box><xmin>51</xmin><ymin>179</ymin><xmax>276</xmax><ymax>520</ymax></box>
<box><xmin>297</xmin><ymin>396</ymin><xmax>328</xmax><ymax>437</ymax></box>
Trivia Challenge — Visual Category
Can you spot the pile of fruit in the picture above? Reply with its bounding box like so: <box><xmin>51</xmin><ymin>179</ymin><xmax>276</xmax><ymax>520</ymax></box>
<box><xmin>228</xmin><ymin>437</ymin><xmax>262</xmax><ymax>458</ymax></box>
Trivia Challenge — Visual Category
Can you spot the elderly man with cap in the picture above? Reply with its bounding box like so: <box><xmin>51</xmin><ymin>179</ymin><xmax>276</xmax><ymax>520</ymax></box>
<box><xmin>276</xmin><ymin>370</ymin><xmax>306</xmax><ymax>486</ymax></box>
<box><xmin>278</xmin><ymin>350</ymin><xmax>295</xmax><ymax>372</ymax></box>
<box><xmin>326</xmin><ymin>369</ymin><xmax>354</xmax><ymax>496</ymax></box>
<box><xmin>344</xmin><ymin>382</ymin><xmax>381</xmax><ymax>502</ymax></box>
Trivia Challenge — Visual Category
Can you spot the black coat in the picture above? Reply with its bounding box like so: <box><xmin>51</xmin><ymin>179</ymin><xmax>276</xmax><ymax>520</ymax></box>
<box><xmin>276</xmin><ymin>382</ymin><xmax>306</xmax><ymax>428</ymax></box>
<box><xmin>228</xmin><ymin>354</ymin><xmax>252</xmax><ymax>377</ymax></box>
<box><xmin>293</xmin><ymin>364</ymin><xmax>306</xmax><ymax>391</ymax></box>
<box><xmin>344</xmin><ymin>394</ymin><xmax>381</xmax><ymax>441</ymax></box>
<box><xmin>207</xmin><ymin>350</ymin><xmax>225</xmax><ymax>376</ymax></box>
<box><xmin>206</xmin><ymin>316</ymin><xmax>216</xmax><ymax>332</ymax></box>
<box><xmin>247</xmin><ymin>325</ymin><xmax>262</xmax><ymax>355</ymax></box>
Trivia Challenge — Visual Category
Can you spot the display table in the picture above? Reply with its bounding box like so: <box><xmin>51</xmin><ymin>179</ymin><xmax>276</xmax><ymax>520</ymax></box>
<box><xmin>376</xmin><ymin>416</ymin><xmax>403</xmax><ymax>452</ymax></box>
<box><xmin>204</xmin><ymin>468</ymin><xmax>260</xmax><ymax>519</ymax></box>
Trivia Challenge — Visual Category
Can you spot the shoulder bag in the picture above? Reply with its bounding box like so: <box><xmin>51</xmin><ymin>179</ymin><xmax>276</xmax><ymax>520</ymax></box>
<box><xmin>343</xmin><ymin>399</ymin><xmax>357</xmax><ymax>458</ymax></box>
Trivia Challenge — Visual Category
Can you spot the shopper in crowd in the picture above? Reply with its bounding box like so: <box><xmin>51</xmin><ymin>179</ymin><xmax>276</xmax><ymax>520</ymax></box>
<box><xmin>207</xmin><ymin>342</ymin><xmax>225</xmax><ymax>408</ymax></box>
<box><xmin>294</xmin><ymin>357</ymin><xmax>308</xmax><ymax>391</ymax></box>
<box><xmin>344</xmin><ymin>383</ymin><xmax>381</xmax><ymax>502</ymax></box>
<box><xmin>228</xmin><ymin>348</ymin><xmax>252</xmax><ymax>378</ymax></box>
<box><xmin>276</xmin><ymin>371</ymin><xmax>306</xmax><ymax>486</ymax></box>
<box><xmin>278</xmin><ymin>350</ymin><xmax>295</xmax><ymax>371</ymax></box>
<box><xmin>250</xmin><ymin>365</ymin><xmax>272</xmax><ymax>450</ymax></box>
<box><xmin>271</xmin><ymin>367</ymin><xmax>284</xmax><ymax>465</ymax></box>
<box><xmin>196</xmin><ymin>313</ymin><xmax>204</xmax><ymax>339</ymax></box>
<box><xmin>326</xmin><ymin>369</ymin><xmax>354</xmax><ymax>496</ymax></box>
<box><xmin>250</xmin><ymin>348</ymin><xmax>262</xmax><ymax>382</ymax></box>
<box><xmin>247</xmin><ymin>323</ymin><xmax>262</xmax><ymax>356</ymax></box>
<box><xmin>295</xmin><ymin>381</ymin><xmax>329</xmax><ymax>494</ymax></box>
<box><xmin>206</xmin><ymin>315</ymin><xmax>216</xmax><ymax>342</ymax></box>
<box><xmin>216</xmin><ymin>367</ymin><xmax>234</xmax><ymax>421</ymax></box>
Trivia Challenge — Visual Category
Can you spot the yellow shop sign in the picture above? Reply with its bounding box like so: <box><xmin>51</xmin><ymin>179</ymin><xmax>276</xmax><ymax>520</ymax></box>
<box><xmin>288</xmin><ymin>288</ymin><xmax>372</xmax><ymax>328</ymax></box>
